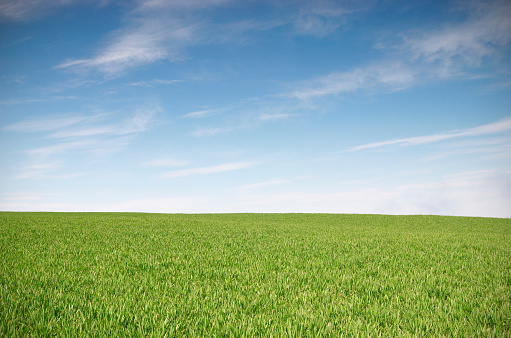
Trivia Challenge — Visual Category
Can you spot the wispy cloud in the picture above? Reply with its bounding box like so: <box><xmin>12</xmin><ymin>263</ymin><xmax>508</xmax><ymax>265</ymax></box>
<box><xmin>232</xmin><ymin>169</ymin><xmax>511</xmax><ymax>217</ymax></box>
<box><xmin>0</xmin><ymin>196</ymin><xmax>205</xmax><ymax>213</ymax></box>
<box><xmin>56</xmin><ymin>17</ymin><xmax>198</xmax><ymax>75</ymax></box>
<box><xmin>292</xmin><ymin>3</ymin><xmax>359</xmax><ymax>37</ymax></box>
<box><xmin>27</xmin><ymin>140</ymin><xmax>98</xmax><ymax>157</ymax></box>
<box><xmin>278</xmin><ymin>0</ymin><xmax>511</xmax><ymax>103</ymax></box>
<box><xmin>0</xmin><ymin>192</ymin><xmax>54</xmax><ymax>201</ymax></box>
<box><xmin>349</xmin><ymin>116</ymin><xmax>511</xmax><ymax>151</ymax></box>
<box><xmin>3</xmin><ymin>36</ymin><xmax>32</xmax><ymax>47</ymax></box>
<box><xmin>404</xmin><ymin>0</ymin><xmax>511</xmax><ymax>75</ymax></box>
<box><xmin>13</xmin><ymin>161</ymin><xmax>63</xmax><ymax>179</ymax></box>
<box><xmin>189</xmin><ymin>127</ymin><xmax>229</xmax><ymax>137</ymax></box>
<box><xmin>180</xmin><ymin>98</ymin><xmax>304</xmax><ymax>138</ymax></box>
<box><xmin>290</xmin><ymin>63</ymin><xmax>414</xmax><ymax>100</ymax></box>
<box><xmin>127</xmin><ymin>79</ymin><xmax>182</xmax><ymax>87</ymax></box>
<box><xmin>180</xmin><ymin>109</ymin><xmax>218</xmax><ymax>119</ymax></box>
<box><xmin>55</xmin><ymin>0</ymin><xmax>357</xmax><ymax>76</ymax></box>
<box><xmin>162</xmin><ymin>161</ymin><xmax>256</xmax><ymax>178</ymax></box>
<box><xmin>55</xmin><ymin>0</ymin><xmax>262</xmax><ymax>76</ymax></box>
<box><xmin>7</xmin><ymin>106</ymin><xmax>160</xmax><ymax>179</ymax></box>
<box><xmin>48</xmin><ymin>126</ymin><xmax>116</xmax><ymax>139</ymax></box>
<box><xmin>0</xmin><ymin>0</ymin><xmax>111</xmax><ymax>21</ymax></box>
<box><xmin>258</xmin><ymin>113</ymin><xmax>296</xmax><ymax>121</ymax></box>
<box><xmin>0</xmin><ymin>96</ymin><xmax>77</xmax><ymax>105</ymax></box>
<box><xmin>237</xmin><ymin>178</ymin><xmax>292</xmax><ymax>191</ymax></box>
<box><xmin>135</xmin><ymin>0</ymin><xmax>233</xmax><ymax>11</ymax></box>
<box><xmin>0</xmin><ymin>0</ymin><xmax>63</xmax><ymax>21</ymax></box>
<box><xmin>142</xmin><ymin>158</ymin><xmax>187</xmax><ymax>167</ymax></box>
<box><xmin>47</xmin><ymin>108</ymin><xmax>158</xmax><ymax>138</ymax></box>
<box><xmin>420</xmin><ymin>136</ymin><xmax>511</xmax><ymax>162</ymax></box>
<box><xmin>4</xmin><ymin>169</ymin><xmax>509</xmax><ymax>215</ymax></box>
<box><xmin>15</xmin><ymin>136</ymin><xmax>133</xmax><ymax>179</ymax></box>
<box><xmin>4</xmin><ymin>115</ymin><xmax>92</xmax><ymax>132</ymax></box>
<box><xmin>103</xmin><ymin>196</ymin><xmax>205</xmax><ymax>213</ymax></box>
<box><xmin>27</xmin><ymin>134</ymin><xmax>136</xmax><ymax>157</ymax></box>
<box><xmin>16</xmin><ymin>170</ymin><xmax>87</xmax><ymax>180</ymax></box>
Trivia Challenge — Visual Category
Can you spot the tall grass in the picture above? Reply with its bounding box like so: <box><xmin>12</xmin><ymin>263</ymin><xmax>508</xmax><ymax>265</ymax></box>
<box><xmin>1</xmin><ymin>212</ymin><xmax>510</xmax><ymax>336</ymax></box>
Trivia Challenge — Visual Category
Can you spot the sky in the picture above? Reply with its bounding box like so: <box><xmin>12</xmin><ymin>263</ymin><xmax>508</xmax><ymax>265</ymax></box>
<box><xmin>0</xmin><ymin>0</ymin><xmax>510</xmax><ymax>217</ymax></box>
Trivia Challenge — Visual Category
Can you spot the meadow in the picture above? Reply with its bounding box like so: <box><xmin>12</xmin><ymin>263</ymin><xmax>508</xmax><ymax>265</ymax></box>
<box><xmin>1</xmin><ymin>212</ymin><xmax>510</xmax><ymax>336</ymax></box>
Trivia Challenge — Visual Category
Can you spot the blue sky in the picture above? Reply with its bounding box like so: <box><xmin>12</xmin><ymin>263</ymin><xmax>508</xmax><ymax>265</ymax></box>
<box><xmin>1</xmin><ymin>0</ymin><xmax>510</xmax><ymax>217</ymax></box>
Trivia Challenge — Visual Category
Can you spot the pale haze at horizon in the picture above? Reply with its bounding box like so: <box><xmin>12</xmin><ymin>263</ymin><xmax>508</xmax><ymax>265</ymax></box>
<box><xmin>1</xmin><ymin>0</ymin><xmax>510</xmax><ymax>217</ymax></box>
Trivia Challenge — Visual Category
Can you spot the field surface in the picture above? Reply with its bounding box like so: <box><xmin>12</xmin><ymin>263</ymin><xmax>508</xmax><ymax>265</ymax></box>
<box><xmin>1</xmin><ymin>212</ymin><xmax>510</xmax><ymax>336</ymax></box>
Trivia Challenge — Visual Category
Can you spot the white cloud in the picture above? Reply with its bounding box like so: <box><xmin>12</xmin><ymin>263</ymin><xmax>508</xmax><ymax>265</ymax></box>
<box><xmin>127</xmin><ymin>79</ymin><xmax>182</xmax><ymax>87</ymax></box>
<box><xmin>7</xmin><ymin>107</ymin><xmax>160</xmax><ymax>180</ymax></box>
<box><xmin>180</xmin><ymin>109</ymin><xmax>217</xmax><ymax>119</ymax></box>
<box><xmin>0</xmin><ymin>0</ymin><xmax>69</xmax><ymax>21</ymax></box>
<box><xmin>135</xmin><ymin>0</ymin><xmax>233</xmax><ymax>11</ymax></box>
<box><xmin>237</xmin><ymin>178</ymin><xmax>292</xmax><ymax>191</ymax></box>
<box><xmin>0</xmin><ymin>0</ymin><xmax>112</xmax><ymax>21</ymax></box>
<box><xmin>0</xmin><ymin>96</ymin><xmax>77</xmax><ymax>105</ymax></box>
<box><xmin>55</xmin><ymin>0</ymin><xmax>358</xmax><ymax>76</ymax></box>
<box><xmin>100</xmin><ymin>197</ymin><xmax>205</xmax><ymax>213</ymax></box>
<box><xmin>258</xmin><ymin>113</ymin><xmax>296</xmax><ymax>121</ymax></box>
<box><xmin>290</xmin><ymin>63</ymin><xmax>414</xmax><ymax>100</ymax></box>
<box><xmin>189</xmin><ymin>127</ymin><xmax>229</xmax><ymax>137</ymax></box>
<box><xmin>0</xmin><ymin>196</ymin><xmax>204</xmax><ymax>213</ymax></box>
<box><xmin>162</xmin><ymin>161</ymin><xmax>256</xmax><ymax>178</ymax></box>
<box><xmin>292</xmin><ymin>3</ymin><xmax>356</xmax><ymax>37</ymax></box>
<box><xmin>284</xmin><ymin>0</ymin><xmax>511</xmax><ymax>103</ymax></box>
<box><xmin>420</xmin><ymin>136</ymin><xmax>511</xmax><ymax>162</ymax></box>
<box><xmin>1</xmin><ymin>192</ymin><xmax>53</xmax><ymax>201</ymax></box>
<box><xmin>404</xmin><ymin>0</ymin><xmax>511</xmax><ymax>74</ymax></box>
<box><xmin>142</xmin><ymin>158</ymin><xmax>187</xmax><ymax>167</ymax></box>
<box><xmin>27</xmin><ymin>140</ymin><xmax>97</xmax><ymax>157</ymax></box>
<box><xmin>56</xmin><ymin>15</ymin><xmax>282</xmax><ymax>76</ymax></box>
<box><xmin>47</xmin><ymin>107</ymin><xmax>158</xmax><ymax>138</ymax></box>
<box><xmin>15</xmin><ymin>137</ymin><xmax>131</xmax><ymax>179</ymax></box>
<box><xmin>55</xmin><ymin>0</ymin><xmax>268</xmax><ymax>76</ymax></box>
<box><xmin>231</xmin><ymin>170</ymin><xmax>511</xmax><ymax>217</ymax></box>
<box><xmin>57</xmin><ymin>18</ymin><xmax>198</xmax><ymax>75</ymax></box>
<box><xmin>16</xmin><ymin>171</ymin><xmax>87</xmax><ymax>180</ymax></box>
<box><xmin>4</xmin><ymin>115</ymin><xmax>89</xmax><ymax>132</ymax></box>
<box><xmin>466</xmin><ymin>116</ymin><xmax>511</xmax><ymax>135</ymax></box>
<box><xmin>48</xmin><ymin>126</ymin><xmax>117</xmax><ymax>139</ymax></box>
<box><xmin>349</xmin><ymin>116</ymin><xmax>511</xmax><ymax>151</ymax></box>
<box><xmin>3</xmin><ymin>168</ymin><xmax>508</xmax><ymax>217</ymax></box>
<box><xmin>12</xmin><ymin>161</ymin><xmax>65</xmax><ymax>179</ymax></box>
<box><xmin>123</xmin><ymin>107</ymin><xmax>158</xmax><ymax>133</ymax></box>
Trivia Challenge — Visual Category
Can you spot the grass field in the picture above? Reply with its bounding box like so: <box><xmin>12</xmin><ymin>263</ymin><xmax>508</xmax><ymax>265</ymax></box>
<box><xmin>1</xmin><ymin>212</ymin><xmax>510</xmax><ymax>336</ymax></box>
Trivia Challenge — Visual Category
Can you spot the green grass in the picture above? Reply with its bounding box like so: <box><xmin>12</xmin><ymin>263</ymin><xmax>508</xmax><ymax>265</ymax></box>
<box><xmin>1</xmin><ymin>212</ymin><xmax>510</xmax><ymax>336</ymax></box>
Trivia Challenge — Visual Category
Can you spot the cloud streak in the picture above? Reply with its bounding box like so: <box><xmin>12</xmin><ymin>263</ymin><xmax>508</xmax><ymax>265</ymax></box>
<box><xmin>349</xmin><ymin>116</ymin><xmax>511</xmax><ymax>151</ymax></box>
<box><xmin>55</xmin><ymin>0</ymin><xmax>357</xmax><ymax>76</ymax></box>
<box><xmin>4</xmin><ymin>115</ymin><xmax>91</xmax><ymax>132</ymax></box>
<box><xmin>237</xmin><ymin>178</ymin><xmax>292</xmax><ymax>191</ymax></box>
<box><xmin>0</xmin><ymin>96</ymin><xmax>78</xmax><ymax>105</ymax></box>
<box><xmin>0</xmin><ymin>0</ymin><xmax>111</xmax><ymax>21</ymax></box>
<box><xmin>232</xmin><ymin>170</ymin><xmax>511</xmax><ymax>217</ymax></box>
<box><xmin>7</xmin><ymin>107</ymin><xmax>160</xmax><ymax>179</ymax></box>
<box><xmin>162</xmin><ymin>161</ymin><xmax>255</xmax><ymax>178</ymax></box>
<box><xmin>1</xmin><ymin>192</ymin><xmax>54</xmax><ymax>201</ymax></box>
<box><xmin>258</xmin><ymin>113</ymin><xmax>296</xmax><ymax>121</ymax></box>
<box><xmin>56</xmin><ymin>19</ymin><xmax>198</xmax><ymax>75</ymax></box>
<box><xmin>404</xmin><ymin>0</ymin><xmax>511</xmax><ymax>75</ymax></box>
<box><xmin>127</xmin><ymin>79</ymin><xmax>182</xmax><ymax>87</ymax></box>
<box><xmin>283</xmin><ymin>0</ymin><xmax>511</xmax><ymax>103</ymax></box>
<box><xmin>189</xmin><ymin>127</ymin><xmax>229</xmax><ymax>137</ymax></box>
<box><xmin>47</xmin><ymin>108</ymin><xmax>158</xmax><ymax>138</ymax></box>
<box><xmin>180</xmin><ymin>109</ymin><xmax>218</xmax><ymax>119</ymax></box>
<box><xmin>142</xmin><ymin>158</ymin><xmax>187</xmax><ymax>167</ymax></box>
<box><xmin>290</xmin><ymin>63</ymin><xmax>414</xmax><ymax>100</ymax></box>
